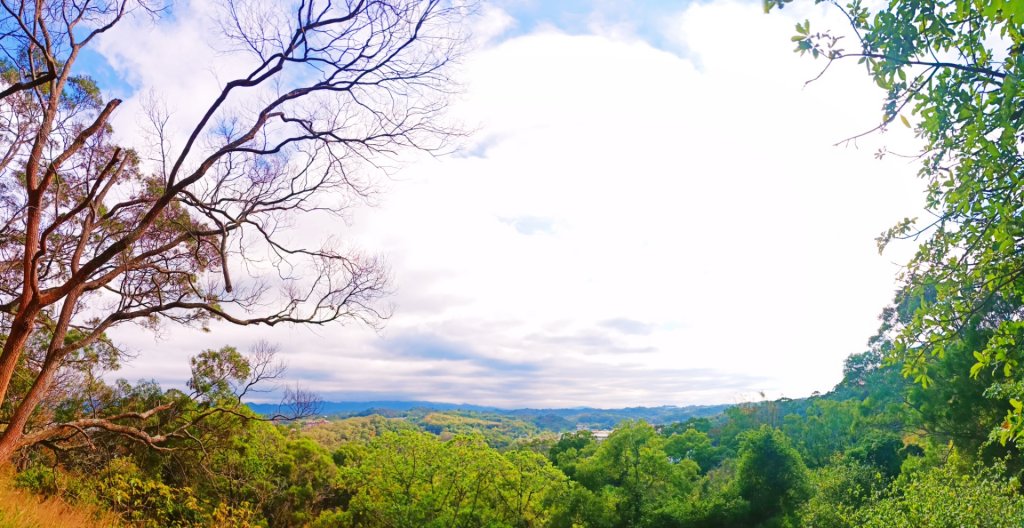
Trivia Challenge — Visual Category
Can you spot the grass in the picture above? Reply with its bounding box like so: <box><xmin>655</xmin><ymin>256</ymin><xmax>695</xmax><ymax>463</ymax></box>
<box><xmin>0</xmin><ymin>472</ymin><xmax>120</xmax><ymax>528</ymax></box>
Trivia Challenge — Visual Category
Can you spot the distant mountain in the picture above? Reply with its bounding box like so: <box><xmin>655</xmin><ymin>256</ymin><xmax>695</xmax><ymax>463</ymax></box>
<box><xmin>247</xmin><ymin>400</ymin><xmax>502</xmax><ymax>417</ymax></box>
<box><xmin>247</xmin><ymin>400</ymin><xmax>731</xmax><ymax>429</ymax></box>
<box><xmin>507</xmin><ymin>404</ymin><xmax>732</xmax><ymax>429</ymax></box>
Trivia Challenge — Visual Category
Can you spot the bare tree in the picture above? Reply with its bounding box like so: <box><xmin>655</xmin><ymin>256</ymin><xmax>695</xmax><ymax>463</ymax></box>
<box><xmin>0</xmin><ymin>0</ymin><xmax>463</xmax><ymax>462</ymax></box>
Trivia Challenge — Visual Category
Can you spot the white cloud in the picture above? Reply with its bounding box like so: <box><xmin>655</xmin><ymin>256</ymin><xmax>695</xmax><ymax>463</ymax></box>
<box><xmin>103</xmin><ymin>0</ymin><xmax>925</xmax><ymax>408</ymax></box>
<box><xmin>469</xmin><ymin>4</ymin><xmax>517</xmax><ymax>47</ymax></box>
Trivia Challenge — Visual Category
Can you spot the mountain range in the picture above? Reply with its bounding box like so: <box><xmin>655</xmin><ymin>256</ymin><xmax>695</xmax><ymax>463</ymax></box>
<box><xmin>247</xmin><ymin>400</ymin><xmax>732</xmax><ymax>429</ymax></box>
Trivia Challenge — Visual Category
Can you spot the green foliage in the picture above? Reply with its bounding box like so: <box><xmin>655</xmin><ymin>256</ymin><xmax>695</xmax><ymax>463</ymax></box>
<box><xmin>93</xmin><ymin>458</ymin><xmax>205</xmax><ymax>528</ymax></box>
<box><xmin>11</xmin><ymin>373</ymin><xmax>1024</xmax><ymax>528</ymax></box>
<box><xmin>781</xmin><ymin>399</ymin><xmax>863</xmax><ymax>468</ymax></box>
<box><xmin>832</xmin><ymin>349</ymin><xmax>908</xmax><ymax>404</ymax></box>
<box><xmin>797</xmin><ymin>461</ymin><xmax>885</xmax><ymax>528</ymax></box>
<box><xmin>12</xmin><ymin>466</ymin><xmax>57</xmax><ymax>497</ymax></box>
<box><xmin>410</xmin><ymin>411</ymin><xmax>541</xmax><ymax>448</ymax></box>
<box><xmin>661</xmin><ymin>486</ymin><xmax>749</xmax><ymax>528</ymax></box>
<box><xmin>10</xmin><ymin>340</ymin><xmax>1024</xmax><ymax>528</ymax></box>
<box><xmin>661</xmin><ymin>417</ymin><xmax>714</xmax><ymax>436</ymax></box>
<box><xmin>664</xmin><ymin>428</ymin><xmax>724</xmax><ymax>473</ymax></box>
<box><xmin>546</xmin><ymin>483</ymin><xmax>618</xmax><ymax>528</ymax></box>
<box><xmin>188</xmin><ymin>346</ymin><xmax>251</xmax><ymax>404</ymax></box>
<box><xmin>330</xmin><ymin>430</ymin><xmax>567</xmax><ymax>527</ymax></box>
<box><xmin>735</xmin><ymin>426</ymin><xmax>811</xmax><ymax>527</ymax></box>
<box><xmin>573</xmin><ymin>421</ymin><xmax>701</xmax><ymax>528</ymax></box>
<box><xmin>710</xmin><ymin>405</ymin><xmax>764</xmax><ymax>453</ymax></box>
<box><xmin>549</xmin><ymin>429</ymin><xmax>596</xmax><ymax>480</ymax></box>
<box><xmin>768</xmin><ymin>0</ymin><xmax>1024</xmax><ymax>445</ymax></box>
<box><xmin>62</xmin><ymin>75</ymin><xmax>103</xmax><ymax>110</ymax></box>
<box><xmin>248</xmin><ymin>436</ymin><xmax>340</xmax><ymax>527</ymax></box>
<box><xmin>855</xmin><ymin>456</ymin><xmax>1024</xmax><ymax>527</ymax></box>
<box><xmin>299</xmin><ymin>415</ymin><xmax>416</xmax><ymax>450</ymax></box>
<box><xmin>845</xmin><ymin>431</ymin><xmax>904</xmax><ymax>478</ymax></box>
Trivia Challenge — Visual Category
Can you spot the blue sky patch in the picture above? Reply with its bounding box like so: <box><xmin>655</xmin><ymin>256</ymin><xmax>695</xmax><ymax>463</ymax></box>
<box><xmin>76</xmin><ymin>47</ymin><xmax>134</xmax><ymax>99</ymax></box>
<box><xmin>490</xmin><ymin>0</ymin><xmax>699</xmax><ymax>53</ymax></box>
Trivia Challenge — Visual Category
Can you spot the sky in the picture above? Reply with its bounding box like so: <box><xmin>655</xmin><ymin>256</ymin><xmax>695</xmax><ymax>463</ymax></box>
<box><xmin>89</xmin><ymin>0</ymin><xmax>926</xmax><ymax>409</ymax></box>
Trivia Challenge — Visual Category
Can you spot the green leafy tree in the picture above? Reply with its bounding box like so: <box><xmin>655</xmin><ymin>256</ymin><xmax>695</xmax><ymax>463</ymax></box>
<box><xmin>14</xmin><ymin>344</ymin><xmax>291</xmax><ymax>472</ymax></box>
<box><xmin>854</xmin><ymin>456</ymin><xmax>1024</xmax><ymax>527</ymax></box>
<box><xmin>91</xmin><ymin>457</ymin><xmax>206</xmax><ymax>528</ymax></box>
<box><xmin>885</xmin><ymin>290</ymin><xmax>1016</xmax><ymax>459</ymax></box>
<box><xmin>711</xmin><ymin>404</ymin><xmax>763</xmax><ymax>454</ymax></box>
<box><xmin>549</xmin><ymin>430</ymin><xmax>596</xmax><ymax>480</ymax></box>
<box><xmin>664</xmin><ymin>428</ymin><xmax>724</xmax><ymax>473</ymax></box>
<box><xmin>661</xmin><ymin>417</ymin><xmax>714</xmax><ymax>436</ymax></box>
<box><xmin>574</xmin><ymin>421</ymin><xmax>700</xmax><ymax>528</ymax></box>
<box><xmin>831</xmin><ymin>349</ymin><xmax>907</xmax><ymax>404</ymax></box>
<box><xmin>494</xmin><ymin>449</ymin><xmax>570</xmax><ymax>528</ymax></box>
<box><xmin>797</xmin><ymin>461</ymin><xmax>885</xmax><ymax>528</ymax></box>
<box><xmin>766</xmin><ymin>0</ymin><xmax>1024</xmax><ymax>445</ymax></box>
<box><xmin>263</xmin><ymin>437</ymin><xmax>341</xmax><ymax>527</ymax></box>
<box><xmin>844</xmin><ymin>431</ymin><xmax>905</xmax><ymax>478</ymax></box>
<box><xmin>547</xmin><ymin>483</ymin><xmax>618</xmax><ymax>528</ymax></box>
<box><xmin>781</xmin><ymin>400</ymin><xmax>862</xmax><ymax>468</ymax></box>
<box><xmin>300</xmin><ymin>416</ymin><xmax>417</xmax><ymax>451</ymax></box>
<box><xmin>735</xmin><ymin>426</ymin><xmax>811</xmax><ymax>527</ymax></box>
<box><xmin>198</xmin><ymin>420</ymin><xmax>293</xmax><ymax>523</ymax></box>
<box><xmin>328</xmin><ymin>430</ymin><xmax>567</xmax><ymax>528</ymax></box>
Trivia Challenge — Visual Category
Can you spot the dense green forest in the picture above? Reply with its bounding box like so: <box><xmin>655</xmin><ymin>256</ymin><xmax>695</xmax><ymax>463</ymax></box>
<box><xmin>3</xmin><ymin>0</ymin><xmax>1024</xmax><ymax>526</ymax></box>
<box><xmin>7</xmin><ymin>344</ymin><xmax>1024</xmax><ymax>527</ymax></box>
<box><xmin>246</xmin><ymin>401</ymin><xmax>731</xmax><ymax>432</ymax></box>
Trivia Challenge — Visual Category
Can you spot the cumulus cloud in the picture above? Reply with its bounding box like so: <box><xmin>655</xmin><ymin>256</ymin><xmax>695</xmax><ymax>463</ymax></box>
<box><xmin>100</xmin><ymin>0</ymin><xmax>925</xmax><ymax>408</ymax></box>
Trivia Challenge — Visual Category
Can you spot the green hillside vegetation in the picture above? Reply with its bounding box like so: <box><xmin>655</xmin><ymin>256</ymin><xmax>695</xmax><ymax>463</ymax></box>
<box><xmin>258</xmin><ymin>402</ymin><xmax>732</xmax><ymax>432</ymax></box>
<box><xmin>6</xmin><ymin>347</ymin><xmax>1024</xmax><ymax>527</ymax></box>
<box><xmin>298</xmin><ymin>416</ymin><xmax>417</xmax><ymax>451</ymax></box>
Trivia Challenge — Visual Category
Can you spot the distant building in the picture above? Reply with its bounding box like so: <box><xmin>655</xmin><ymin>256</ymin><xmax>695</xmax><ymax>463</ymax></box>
<box><xmin>302</xmin><ymin>417</ymin><xmax>330</xmax><ymax>429</ymax></box>
<box><xmin>574</xmin><ymin>426</ymin><xmax>614</xmax><ymax>441</ymax></box>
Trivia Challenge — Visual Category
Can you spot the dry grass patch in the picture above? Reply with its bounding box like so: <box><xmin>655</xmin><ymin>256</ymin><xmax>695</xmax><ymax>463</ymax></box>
<box><xmin>0</xmin><ymin>472</ymin><xmax>120</xmax><ymax>528</ymax></box>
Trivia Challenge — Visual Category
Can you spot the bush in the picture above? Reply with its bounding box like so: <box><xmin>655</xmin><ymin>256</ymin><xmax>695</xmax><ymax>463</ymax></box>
<box><xmin>855</xmin><ymin>457</ymin><xmax>1024</xmax><ymax>527</ymax></box>
<box><xmin>798</xmin><ymin>461</ymin><xmax>884</xmax><ymax>528</ymax></box>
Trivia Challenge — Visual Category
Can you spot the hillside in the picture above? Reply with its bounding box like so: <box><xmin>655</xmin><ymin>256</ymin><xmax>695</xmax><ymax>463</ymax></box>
<box><xmin>248</xmin><ymin>400</ymin><xmax>731</xmax><ymax>430</ymax></box>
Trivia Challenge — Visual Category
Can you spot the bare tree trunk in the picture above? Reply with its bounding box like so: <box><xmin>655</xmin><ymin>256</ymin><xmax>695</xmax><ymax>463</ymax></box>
<box><xmin>0</xmin><ymin>291</ymin><xmax>79</xmax><ymax>462</ymax></box>
<box><xmin>0</xmin><ymin>308</ymin><xmax>40</xmax><ymax>411</ymax></box>
<box><xmin>0</xmin><ymin>25</ymin><xmax>63</xmax><ymax>417</ymax></box>
<box><xmin>0</xmin><ymin>363</ymin><xmax>59</xmax><ymax>460</ymax></box>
